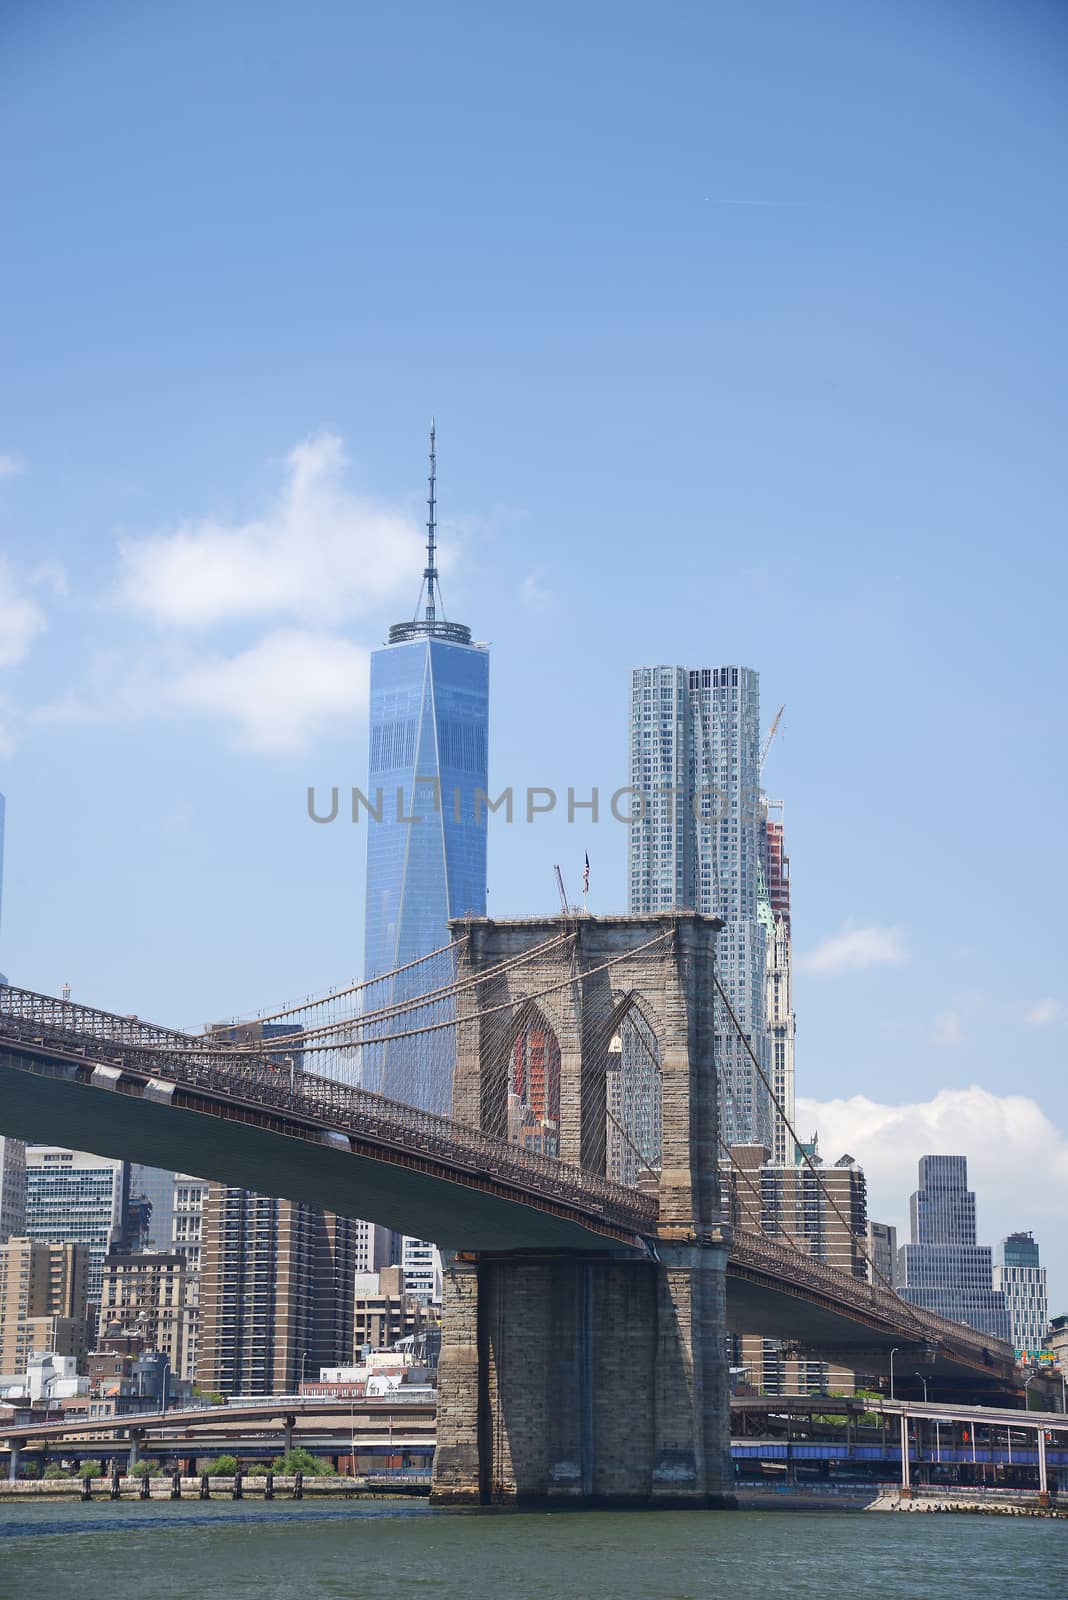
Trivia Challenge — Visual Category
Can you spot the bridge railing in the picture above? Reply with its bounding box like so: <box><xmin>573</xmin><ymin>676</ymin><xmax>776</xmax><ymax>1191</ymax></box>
<box><xmin>730</xmin><ymin>1229</ymin><xmax>1014</xmax><ymax>1372</ymax></box>
<box><xmin>0</xmin><ymin>984</ymin><xmax>198</xmax><ymax>1049</ymax></box>
<box><xmin>0</xmin><ymin>992</ymin><xmax>659</xmax><ymax>1235</ymax></box>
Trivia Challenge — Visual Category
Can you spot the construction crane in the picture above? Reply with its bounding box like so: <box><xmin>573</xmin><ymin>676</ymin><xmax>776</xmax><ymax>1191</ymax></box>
<box><xmin>760</xmin><ymin>704</ymin><xmax>785</xmax><ymax>773</ymax></box>
<box><xmin>554</xmin><ymin>864</ymin><xmax>569</xmax><ymax>916</ymax></box>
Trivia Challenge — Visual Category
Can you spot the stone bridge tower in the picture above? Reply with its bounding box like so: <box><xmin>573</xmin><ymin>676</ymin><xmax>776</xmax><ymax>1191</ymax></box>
<box><xmin>431</xmin><ymin>912</ymin><xmax>735</xmax><ymax>1508</ymax></box>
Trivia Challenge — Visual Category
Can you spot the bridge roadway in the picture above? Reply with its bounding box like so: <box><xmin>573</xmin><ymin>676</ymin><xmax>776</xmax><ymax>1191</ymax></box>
<box><xmin>6</xmin><ymin>1393</ymin><xmax>1064</xmax><ymax>1451</ymax></box>
<box><xmin>6</xmin><ymin>1397</ymin><xmax>1067</xmax><ymax>1494</ymax></box>
<box><xmin>0</xmin><ymin>985</ymin><xmax>1017</xmax><ymax>1389</ymax></box>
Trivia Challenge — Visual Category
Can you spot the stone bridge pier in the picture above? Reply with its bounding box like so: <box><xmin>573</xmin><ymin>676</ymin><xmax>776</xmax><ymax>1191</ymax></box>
<box><xmin>430</xmin><ymin>914</ymin><xmax>735</xmax><ymax>1508</ymax></box>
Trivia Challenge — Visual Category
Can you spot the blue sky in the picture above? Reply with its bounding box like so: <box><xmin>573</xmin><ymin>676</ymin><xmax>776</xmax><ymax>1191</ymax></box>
<box><xmin>1</xmin><ymin>2</ymin><xmax>1066</xmax><ymax>1299</ymax></box>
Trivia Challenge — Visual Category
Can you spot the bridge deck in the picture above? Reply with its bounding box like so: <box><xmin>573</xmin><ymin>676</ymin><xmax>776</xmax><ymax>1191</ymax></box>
<box><xmin>0</xmin><ymin>984</ymin><xmax>1018</xmax><ymax>1387</ymax></box>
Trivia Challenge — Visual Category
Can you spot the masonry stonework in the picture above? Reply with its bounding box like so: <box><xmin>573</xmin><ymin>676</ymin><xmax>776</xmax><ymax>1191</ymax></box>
<box><xmin>431</xmin><ymin>914</ymin><xmax>735</xmax><ymax>1508</ymax></box>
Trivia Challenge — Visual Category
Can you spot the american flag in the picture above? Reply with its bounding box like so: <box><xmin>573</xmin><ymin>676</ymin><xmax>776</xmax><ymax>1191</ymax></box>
<box><xmin>582</xmin><ymin>852</ymin><xmax>590</xmax><ymax>894</ymax></box>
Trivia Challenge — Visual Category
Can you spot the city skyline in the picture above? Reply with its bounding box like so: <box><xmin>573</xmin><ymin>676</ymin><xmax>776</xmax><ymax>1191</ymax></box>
<box><xmin>0</xmin><ymin>3</ymin><xmax>1065</xmax><ymax>1300</ymax></box>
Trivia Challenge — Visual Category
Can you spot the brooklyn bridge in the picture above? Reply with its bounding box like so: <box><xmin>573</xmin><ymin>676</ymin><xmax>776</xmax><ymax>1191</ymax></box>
<box><xmin>0</xmin><ymin>912</ymin><xmax>1016</xmax><ymax>1507</ymax></box>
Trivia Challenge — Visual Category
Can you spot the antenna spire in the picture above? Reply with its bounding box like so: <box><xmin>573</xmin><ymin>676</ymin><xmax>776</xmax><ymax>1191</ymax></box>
<box><xmin>425</xmin><ymin>418</ymin><xmax>437</xmax><ymax>626</ymax></box>
<box><xmin>387</xmin><ymin>419</ymin><xmax>473</xmax><ymax>645</ymax></box>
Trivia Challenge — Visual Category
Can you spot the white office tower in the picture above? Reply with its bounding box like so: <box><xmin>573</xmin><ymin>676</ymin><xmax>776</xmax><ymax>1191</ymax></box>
<box><xmin>628</xmin><ymin>666</ymin><xmax>772</xmax><ymax>1149</ymax></box>
<box><xmin>170</xmin><ymin>1174</ymin><xmax>209</xmax><ymax>1382</ymax></box>
<box><xmin>24</xmin><ymin>1147</ymin><xmax>129</xmax><ymax>1304</ymax></box>
<box><xmin>993</xmin><ymin>1232</ymin><xmax>1048</xmax><ymax>1355</ymax></box>
<box><xmin>401</xmin><ymin>1237</ymin><xmax>443</xmax><ymax>1305</ymax></box>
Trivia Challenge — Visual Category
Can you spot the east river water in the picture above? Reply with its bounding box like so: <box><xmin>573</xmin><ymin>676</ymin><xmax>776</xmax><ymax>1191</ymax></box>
<box><xmin>0</xmin><ymin>1500</ymin><xmax>1065</xmax><ymax>1600</ymax></box>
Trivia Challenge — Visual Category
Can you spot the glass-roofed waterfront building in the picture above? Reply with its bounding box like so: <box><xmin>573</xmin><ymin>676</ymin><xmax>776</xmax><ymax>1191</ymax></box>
<box><xmin>362</xmin><ymin>427</ymin><xmax>488</xmax><ymax>1113</ymax></box>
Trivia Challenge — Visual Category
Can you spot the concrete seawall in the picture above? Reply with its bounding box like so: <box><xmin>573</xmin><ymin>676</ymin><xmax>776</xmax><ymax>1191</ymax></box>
<box><xmin>0</xmin><ymin>1475</ymin><xmax>430</xmax><ymax>1502</ymax></box>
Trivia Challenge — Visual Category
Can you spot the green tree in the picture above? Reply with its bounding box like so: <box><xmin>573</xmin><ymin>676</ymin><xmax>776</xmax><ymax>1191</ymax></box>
<box><xmin>130</xmin><ymin>1460</ymin><xmax>160</xmax><ymax>1478</ymax></box>
<box><xmin>43</xmin><ymin>1464</ymin><xmax>68</xmax><ymax>1479</ymax></box>
<box><xmin>205</xmin><ymin>1454</ymin><xmax>239</xmax><ymax>1477</ymax></box>
<box><xmin>270</xmin><ymin>1446</ymin><xmax>335</xmax><ymax>1476</ymax></box>
<box><xmin>78</xmin><ymin>1462</ymin><xmax>103</xmax><ymax>1480</ymax></box>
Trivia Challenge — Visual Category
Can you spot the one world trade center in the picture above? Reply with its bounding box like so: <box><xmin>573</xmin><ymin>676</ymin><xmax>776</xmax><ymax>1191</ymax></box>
<box><xmin>362</xmin><ymin>427</ymin><xmax>489</xmax><ymax>1112</ymax></box>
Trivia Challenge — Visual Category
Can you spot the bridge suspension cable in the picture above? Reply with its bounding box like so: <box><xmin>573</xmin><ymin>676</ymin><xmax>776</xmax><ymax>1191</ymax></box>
<box><xmin>711</xmin><ymin>970</ymin><xmax>911</xmax><ymax>1309</ymax></box>
<box><xmin>289</xmin><ymin>928</ymin><xmax>675</xmax><ymax>1054</ymax></box>
<box><xmin>210</xmin><ymin>934</ymin><xmax>470</xmax><ymax>1030</ymax></box>
<box><xmin>211</xmin><ymin>931</ymin><xmax>579</xmax><ymax>1053</ymax></box>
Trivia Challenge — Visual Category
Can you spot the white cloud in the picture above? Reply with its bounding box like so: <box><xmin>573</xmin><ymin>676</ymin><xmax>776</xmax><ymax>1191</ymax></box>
<box><xmin>0</xmin><ymin>556</ymin><xmax>46</xmax><ymax>667</ymax></box>
<box><xmin>0</xmin><ymin>691</ymin><xmax>15</xmax><ymax>756</ymax></box>
<box><xmin>0</xmin><ymin>453</ymin><xmax>25</xmax><ymax>479</ymax></box>
<box><xmin>519</xmin><ymin>569</ymin><xmax>556</xmax><ymax>611</ymax></box>
<box><xmin>797</xmin><ymin>1085</ymin><xmax>1068</xmax><ymax>1294</ymax></box>
<box><xmin>35</xmin><ymin>629</ymin><xmax>370</xmax><ymax>753</ymax></box>
<box><xmin>37</xmin><ymin>433</ymin><xmax>446</xmax><ymax>753</ymax></box>
<box><xmin>30</xmin><ymin>560</ymin><xmax>69</xmax><ymax>598</ymax></box>
<box><xmin>933</xmin><ymin>1008</ymin><xmax>963</xmax><ymax>1046</ymax></box>
<box><xmin>1027</xmin><ymin>997</ymin><xmax>1064</xmax><ymax>1026</ymax></box>
<box><xmin>117</xmin><ymin>432</ymin><xmax>426</xmax><ymax>629</ymax></box>
<box><xmin>798</xmin><ymin>922</ymin><xmax>908</xmax><ymax>975</ymax></box>
<box><xmin>171</xmin><ymin>629</ymin><xmax>369</xmax><ymax>752</ymax></box>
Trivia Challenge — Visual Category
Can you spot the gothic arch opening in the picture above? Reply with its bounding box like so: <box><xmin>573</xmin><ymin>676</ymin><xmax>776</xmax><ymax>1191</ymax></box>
<box><xmin>604</xmin><ymin>993</ymin><xmax>662</xmax><ymax>1189</ymax></box>
<box><xmin>504</xmin><ymin>1003</ymin><xmax>562</xmax><ymax>1159</ymax></box>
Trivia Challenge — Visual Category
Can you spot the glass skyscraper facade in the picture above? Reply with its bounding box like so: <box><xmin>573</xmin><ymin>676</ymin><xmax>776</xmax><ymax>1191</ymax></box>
<box><xmin>628</xmin><ymin>664</ymin><xmax>772</xmax><ymax>1148</ymax></box>
<box><xmin>362</xmin><ymin>428</ymin><xmax>489</xmax><ymax>1114</ymax></box>
<box><xmin>897</xmin><ymin>1155</ymin><xmax>1011</xmax><ymax>1342</ymax></box>
<box><xmin>129</xmin><ymin>1163</ymin><xmax>176</xmax><ymax>1250</ymax></box>
<box><xmin>364</xmin><ymin>637</ymin><xmax>489</xmax><ymax>982</ymax></box>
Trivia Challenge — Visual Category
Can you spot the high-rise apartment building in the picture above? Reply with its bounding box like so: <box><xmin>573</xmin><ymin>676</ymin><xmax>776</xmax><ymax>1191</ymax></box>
<box><xmin>866</xmin><ymin>1221</ymin><xmax>897</xmax><ymax>1288</ymax></box>
<box><xmin>24</xmin><ymin>1148</ymin><xmax>132</xmax><ymax>1304</ymax></box>
<box><xmin>508</xmin><ymin>1025</ymin><xmax>562</xmax><ymax>1157</ymax></box>
<box><xmin>628</xmin><ymin>664</ymin><xmax>772</xmax><ymax>1148</ymax></box>
<box><xmin>897</xmin><ymin>1156</ymin><xmax>1011</xmax><ymax>1342</ymax></box>
<box><xmin>722</xmin><ymin>1141</ymin><xmax>868</xmax><ymax>1394</ymax></box>
<box><xmin>993</xmin><ymin>1232</ymin><xmax>1047</xmax><ymax>1354</ymax></box>
<box><xmin>169</xmin><ymin>1173</ymin><xmax>208</xmax><ymax>1381</ymax></box>
<box><xmin>196</xmin><ymin>1186</ymin><xmax>359</xmax><ymax>1396</ymax></box>
<box><xmin>0</xmin><ymin>1238</ymin><xmax>89</xmax><ymax>1373</ymax></box>
<box><xmin>363</xmin><ymin>427</ymin><xmax>488</xmax><ymax>1114</ymax></box>
<box><xmin>0</xmin><ymin>1137</ymin><xmax>26</xmax><ymax>1242</ymax></box>
<box><xmin>99</xmin><ymin>1251</ymin><xmax>190</xmax><ymax>1376</ymax></box>
<box><xmin>761</xmin><ymin>805</ymin><xmax>795</xmax><ymax>1165</ymax></box>
<box><xmin>350</xmin><ymin>1221</ymin><xmax>398</xmax><ymax>1275</ymax></box>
